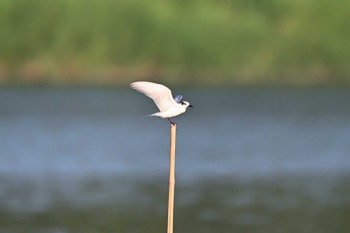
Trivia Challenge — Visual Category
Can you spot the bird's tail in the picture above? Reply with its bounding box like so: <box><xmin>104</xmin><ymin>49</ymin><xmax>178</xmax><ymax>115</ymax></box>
<box><xmin>147</xmin><ymin>112</ymin><xmax>161</xmax><ymax>117</ymax></box>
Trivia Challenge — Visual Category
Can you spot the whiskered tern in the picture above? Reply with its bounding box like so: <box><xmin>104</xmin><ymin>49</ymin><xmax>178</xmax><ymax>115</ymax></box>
<box><xmin>130</xmin><ymin>81</ymin><xmax>193</xmax><ymax>124</ymax></box>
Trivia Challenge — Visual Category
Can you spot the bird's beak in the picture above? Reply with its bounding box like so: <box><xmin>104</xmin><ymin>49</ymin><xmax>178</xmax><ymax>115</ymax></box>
<box><xmin>189</xmin><ymin>105</ymin><xmax>194</xmax><ymax>108</ymax></box>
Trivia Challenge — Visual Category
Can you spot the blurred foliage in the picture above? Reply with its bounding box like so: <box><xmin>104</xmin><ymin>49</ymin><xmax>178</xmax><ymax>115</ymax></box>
<box><xmin>0</xmin><ymin>0</ymin><xmax>349</xmax><ymax>86</ymax></box>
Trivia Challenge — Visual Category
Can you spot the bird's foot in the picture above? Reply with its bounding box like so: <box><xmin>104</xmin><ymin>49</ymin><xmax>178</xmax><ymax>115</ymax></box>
<box><xmin>168</xmin><ymin>118</ymin><xmax>176</xmax><ymax>126</ymax></box>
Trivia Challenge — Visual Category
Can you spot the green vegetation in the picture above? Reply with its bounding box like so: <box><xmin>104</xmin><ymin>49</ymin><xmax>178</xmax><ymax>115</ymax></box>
<box><xmin>0</xmin><ymin>0</ymin><xmax>349</xmax><ymax>86</ymax></box>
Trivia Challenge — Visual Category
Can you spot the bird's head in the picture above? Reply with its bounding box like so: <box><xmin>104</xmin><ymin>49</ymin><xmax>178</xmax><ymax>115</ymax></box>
<box><xmin>180</xmin><ymin>101</ymin><xmax>193</xmax><ymax>109</ymax></box>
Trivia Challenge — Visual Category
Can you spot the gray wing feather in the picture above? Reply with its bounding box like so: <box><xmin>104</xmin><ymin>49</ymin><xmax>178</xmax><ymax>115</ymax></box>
<box><xmin>174</xmin><ymin>95</ymin><xmax>183</xmax><ymax>103</ymax></box>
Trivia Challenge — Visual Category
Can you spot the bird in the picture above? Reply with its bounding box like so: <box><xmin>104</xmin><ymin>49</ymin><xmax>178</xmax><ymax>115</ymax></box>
<box><xmin>130</xmin><ymin>81</ymin><xmax>193</xmax><ymax>125</ymax></box>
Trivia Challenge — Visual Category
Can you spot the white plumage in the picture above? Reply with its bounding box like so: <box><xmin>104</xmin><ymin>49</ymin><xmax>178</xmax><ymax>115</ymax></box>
<box><xmin>130</xmin><ymin>81</ymin><xmax>193</xmax><ymax>123</ymax></box>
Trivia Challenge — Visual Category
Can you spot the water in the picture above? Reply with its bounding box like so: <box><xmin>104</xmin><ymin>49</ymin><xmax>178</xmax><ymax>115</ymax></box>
<box><xmin>0</xmin><ymin>87</ymin><xmax>350</xmax><ymax>233</ymax></box>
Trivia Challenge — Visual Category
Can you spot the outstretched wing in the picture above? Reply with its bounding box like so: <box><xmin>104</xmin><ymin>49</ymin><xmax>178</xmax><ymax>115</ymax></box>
<box><xmin>130</xmin><ymin>81</ymin><xmax>177</xmax><ymax>112</ymax></box>
<box><xmin>174</xmin><ymin>95</ymin><xmax>183</xmax><ymax>103</ymax></box>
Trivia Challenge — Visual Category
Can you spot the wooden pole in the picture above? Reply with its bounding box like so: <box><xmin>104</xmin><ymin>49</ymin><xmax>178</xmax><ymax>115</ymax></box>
<box><xmin>167</xmin><ymin>123</ymin><xmax>176</xmax><ymax>233</ymax></box>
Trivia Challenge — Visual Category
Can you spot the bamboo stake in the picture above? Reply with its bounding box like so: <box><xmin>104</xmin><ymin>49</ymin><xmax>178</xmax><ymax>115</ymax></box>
<box><xmin>167</xmin><ymin>123</ymin><xmax>176</xmax><ymax>233</ymax></box>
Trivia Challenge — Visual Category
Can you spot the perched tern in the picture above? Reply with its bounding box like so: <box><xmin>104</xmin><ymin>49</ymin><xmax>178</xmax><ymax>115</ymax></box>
<box><xmin>130</xmin><ymin>81</ymin><xmax>193</xmax><ymax>124</ymax></box>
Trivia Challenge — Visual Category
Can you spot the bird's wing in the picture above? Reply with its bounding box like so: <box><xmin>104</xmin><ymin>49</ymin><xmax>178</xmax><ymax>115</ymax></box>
<box><xmin>130</xmin><ymin>81</ymin><xmax>177</xmax><ymax>112</ymax></box>
<box><xmin>174</xmin><ymin>95</ymin><xmax>183</xmax><ymax>103</ymax></box>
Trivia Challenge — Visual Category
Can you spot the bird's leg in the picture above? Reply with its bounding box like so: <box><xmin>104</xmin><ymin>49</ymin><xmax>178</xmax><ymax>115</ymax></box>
<box><xmin>168</xmin><ymin>118</ymin><xmax>176</xmax><ymax>125</ymax></box>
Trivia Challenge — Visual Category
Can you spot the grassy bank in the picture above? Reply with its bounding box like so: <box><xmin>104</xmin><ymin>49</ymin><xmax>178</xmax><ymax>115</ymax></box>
<box><xmin>0</xmin><ymin>0</ymin><xmax>349</xmax><ymax>86</ymax></box>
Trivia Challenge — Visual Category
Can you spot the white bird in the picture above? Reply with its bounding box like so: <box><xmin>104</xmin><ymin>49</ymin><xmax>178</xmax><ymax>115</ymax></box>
<box><xmin>130</xmin><ymin>81</ymin><xmax>193</xmax><ymax>124</ymax></box>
